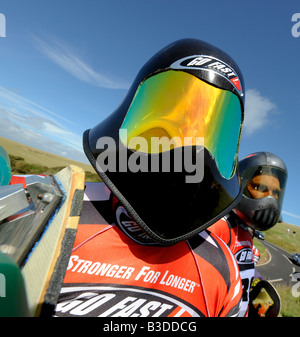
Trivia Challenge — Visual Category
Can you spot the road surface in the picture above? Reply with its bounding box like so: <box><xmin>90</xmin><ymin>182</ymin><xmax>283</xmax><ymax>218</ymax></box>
<box><xmin>256</xmin><ymin>240</ymin><xmax>300</xmax><ymax>285</ymax></box>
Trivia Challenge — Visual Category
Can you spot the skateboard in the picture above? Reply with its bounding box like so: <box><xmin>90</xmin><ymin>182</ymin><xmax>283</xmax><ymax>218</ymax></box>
<box><xmin>0</xmin><ymin>165</ymin><xmax>85</xmax><ymax>316</ymax></box>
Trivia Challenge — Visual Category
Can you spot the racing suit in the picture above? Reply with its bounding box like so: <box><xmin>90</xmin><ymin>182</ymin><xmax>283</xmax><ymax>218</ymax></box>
<box><xmin>209</xmin><ymin>212</ymin><xmax>255</xmax><ymax>317</ymax></box>
<box><xmin>55</xmin><ymin>182</ymin><xmax>242</xmax><ymax>317</ymax></box>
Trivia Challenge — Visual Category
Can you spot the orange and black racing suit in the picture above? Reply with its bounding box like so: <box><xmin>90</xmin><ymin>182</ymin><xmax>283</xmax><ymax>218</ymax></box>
<box><xmin>209</xmin><ymin>212</ymin><xmax>255</xmax><ymax>317</ymax></box>
<box><xmin>55</xmin><ymin>182</ymin><xmax>242</xmax><ymax>317</ymax></box>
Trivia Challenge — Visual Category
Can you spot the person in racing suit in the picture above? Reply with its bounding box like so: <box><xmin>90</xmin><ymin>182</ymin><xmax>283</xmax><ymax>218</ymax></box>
<box><xmin>209</xmin><ymin>152</ymin><xmax>288</xmax><ymax>317</ymax></box>
<box><xmin>55</xmin><ymin>38</ymin><xmax>247</xmax><ymax>317</ymax></box>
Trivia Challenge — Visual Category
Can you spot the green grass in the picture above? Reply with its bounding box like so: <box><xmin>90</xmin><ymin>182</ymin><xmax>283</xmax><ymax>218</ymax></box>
<box><xmin>253</xmin><ymin>238</ymin><xmax>270</xmax><ymax>264</ymax></box>
<box><xmin>0</xmin><ymin>136</ymin><xmax>95</xmax><ymax>173</ymax></box>
<box><xmin>9</xmin><ymin>154</ymin><xmax>101</xmax><ymax>182</ymax></box>
<box><xmin>273</xmin><ymin>283</ymin><xmax>300</xmax><ymax>317</ymax></box>
<box><xmin>254</xmin><ymin>222</ymin><xmax>300</xmax><ymax>264</ymax></box>
<box><xmin>267</xmin><ymin>223</ymin><xmax>300</xmax><ymax>317</ymax></box>
<box><xmin>0</xmin><ymin>136</ymin><xmax>101</xmax><ymax>182</ymax></box>
<box><xmin>254</xmin><ymin>222</ymin><xmax>300</xmax><ymax>317</ymax></box>
<box><xmin>264</xmin><ymin>222</ymin><xmax>300</xmax><ymax>254</ymax></box>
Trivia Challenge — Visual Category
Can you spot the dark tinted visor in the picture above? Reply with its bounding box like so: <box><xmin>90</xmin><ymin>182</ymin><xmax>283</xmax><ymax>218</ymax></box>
<box><xmin>242</xmin><ymin>166</ymin><xmax>287</xmax><ymax>209</ymax></box>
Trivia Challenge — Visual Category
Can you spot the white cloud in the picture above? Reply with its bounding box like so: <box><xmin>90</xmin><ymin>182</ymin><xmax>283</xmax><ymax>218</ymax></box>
<box><xmin>0</xmin><ymin>86</ymin><xmax>72</xmax><ymax>125</ymax></box>
<box><xmin>32</xmin><ymin>35</ymin><xmax>130</xmax><ymax>90</ymax></box>
<box><xmin>42</xmin><ymin>122</ymin><xmax>73</xmax><ymax>136</ymax></box>
<box><xmin>243</xmin><ymin>89</ymin><xmax>277</xmax><ymax>136</ymax></box>
<box><xmin>0</xmin><ymin>115</ymin><xmax>87</xmax><ymax>163</ymax></box>
<box><xmin>0</xmin><ymin>87</ymin><xmax>87</xmax><ymax>163</ymax></box>
<box><xmin>282</xmin><ymin>210</ymin><xmax>300</xmax><ymax>220</ymax></box>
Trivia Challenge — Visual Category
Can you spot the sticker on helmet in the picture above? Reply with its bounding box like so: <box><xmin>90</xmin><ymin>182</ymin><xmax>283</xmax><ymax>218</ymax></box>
<box><xmin>170</xmin><ymin>55</ymin><xmax>243</xmax><ymax>95</ymax></box>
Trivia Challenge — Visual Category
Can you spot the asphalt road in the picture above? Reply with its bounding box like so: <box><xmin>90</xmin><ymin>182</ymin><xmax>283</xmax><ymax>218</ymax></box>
<box><xmin>256</xmin><ymin>240</ymin><xmax>300</xmax><ymax>285</ymax></box>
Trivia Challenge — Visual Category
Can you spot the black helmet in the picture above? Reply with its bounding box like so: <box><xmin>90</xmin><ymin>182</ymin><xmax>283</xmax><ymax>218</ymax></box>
<box><xmin>83</xmin><ymin>38</ymin><xmax>245</xmax><ymax>245</ymax></box>
<box><xmin>235</xmin><ymin>152</ymin><xmax>288</xmax><ymax>231</ymax></box>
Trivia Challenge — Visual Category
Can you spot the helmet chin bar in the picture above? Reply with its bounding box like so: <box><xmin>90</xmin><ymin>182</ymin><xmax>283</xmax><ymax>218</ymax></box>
<box><xmin>235</xmin><ymin>195</ymin><xmax>280</xmax><ymax>231</ymax></box>
<box><xmin>83</xmin><ymin>130</ymin><xmax>243</xmax><ymax>245</ymax></box>
<box><xmin>252</xmin><ymin>207</ymin><xmax>279</xmax><ymax>231</ymax></box>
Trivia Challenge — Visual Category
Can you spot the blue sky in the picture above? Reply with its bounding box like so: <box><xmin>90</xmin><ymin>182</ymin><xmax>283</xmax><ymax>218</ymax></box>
<box><xmin>0</xmin><ymin>0</ymin><xmax>300</xmax><ymax>226</ymax></box>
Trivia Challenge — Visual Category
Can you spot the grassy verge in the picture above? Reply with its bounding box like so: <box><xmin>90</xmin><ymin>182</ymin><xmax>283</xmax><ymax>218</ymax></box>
<box><xmin>0</xmin><ymin>136</ymin><xmax>95</xmax><ymax>173</ymax></box>
<box><xmin>253</xmin><ymin>238</ymin><xmax>270</xmax><ymax>265</ymax></box>
<box><xmin>254</xmin><ymin>222</ymin><xmax>300</xmax><ymax>317</ymax></box>
<box><xmin>9</xmin><ymin>155</ymin><xmax>101</xmax><ymax>182</ymax></box>
<box><xmin>264</xmin><ymin>222</ymin><xmax>300</xmax><ymax>254</ymax></box>
<box><xmin>254</xmin><ymin>222</ymin><xmax>300</xmax><ymax>264</ymax></box>
<box><xmin>273</xmin><ymin>283</ymin><xmax>300</xmax><ymax>317</ymax></box>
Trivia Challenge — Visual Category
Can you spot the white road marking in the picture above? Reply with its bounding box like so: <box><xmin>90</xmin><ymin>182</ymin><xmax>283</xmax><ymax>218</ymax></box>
<box><xmin>268</xmin><ymin>278</ymin><xmax>283</xmax><ymax>283</ymax></box>
<box><xmin>282</xmin><ymin>254</ymin><xmax>292</xmax><ymax>264</ymax></box>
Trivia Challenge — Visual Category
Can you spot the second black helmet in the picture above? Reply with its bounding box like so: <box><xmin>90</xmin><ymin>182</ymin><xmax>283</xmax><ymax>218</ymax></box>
<box><xmin>235</xmin><ymin>152</ymin><xmax>288</xmax><ymax>231</ymax></box>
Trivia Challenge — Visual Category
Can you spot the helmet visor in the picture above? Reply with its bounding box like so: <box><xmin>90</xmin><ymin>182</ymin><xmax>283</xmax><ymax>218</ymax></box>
<box><xmin>242</xmin><ymin>166</ymin><xmax>287</xmax><ymax>209</ymax></box>
<box><xmin>120</xmin><ymin>70</ymin><xmax>243</xmax><ymax>179</ymax></box>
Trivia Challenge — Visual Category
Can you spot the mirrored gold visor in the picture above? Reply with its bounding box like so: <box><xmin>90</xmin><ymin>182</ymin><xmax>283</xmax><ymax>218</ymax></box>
<box><xmin>120</xmin><ymin>70</ymin><xmax>243</xmax><ymax>179</ymax></box>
